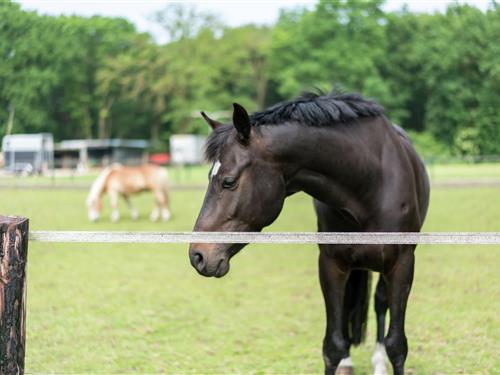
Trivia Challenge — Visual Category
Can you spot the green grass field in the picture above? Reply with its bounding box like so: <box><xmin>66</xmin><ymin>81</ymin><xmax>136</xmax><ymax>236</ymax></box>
<box><xmin>427</xmin><ymin>162</ymin><xmax>500</xmax><ymax>183</ymax></box>
<box><xmin>0</xmin><ymin>181</ymin><xmax>499</xmax><ymax>373</ymax></box>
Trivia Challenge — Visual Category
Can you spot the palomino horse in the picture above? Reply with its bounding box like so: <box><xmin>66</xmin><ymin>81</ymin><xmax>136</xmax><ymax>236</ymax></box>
<box><xmin>190</xmin><ymin>91</ymin><xmax>430</xmax><ymax>375</ymax></box>
<box><xmin>86</xmin><ymin>164</ymin><xmax>171</xmax><ymax>222</ymax></box>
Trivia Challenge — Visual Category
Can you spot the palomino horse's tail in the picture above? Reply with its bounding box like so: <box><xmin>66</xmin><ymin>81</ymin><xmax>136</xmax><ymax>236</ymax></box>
<box><xmin>344</xmin><ymin>270</ymin><xmax>372</xmax><ymax>346</ymax></box>
<box><xmin>86</xmin><ymin>164</ymin><xmax>122</xmax><ymax>206</ymax></box>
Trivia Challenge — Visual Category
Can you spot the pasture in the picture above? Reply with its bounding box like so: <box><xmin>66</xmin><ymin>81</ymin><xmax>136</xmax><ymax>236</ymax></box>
<box><xmin>0</xmin><ymin>170</ymin><xmax>499</xmax><ymax>374</ymax></box>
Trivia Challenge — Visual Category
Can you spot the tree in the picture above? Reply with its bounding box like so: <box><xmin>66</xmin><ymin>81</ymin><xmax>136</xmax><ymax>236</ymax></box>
<box><xmin>1</xmin><ymin>0</ymin><xmax>498</xmax><ymax>157</ymax></box>
<box><xmin>51</xmin><ymin>15</ymin><xmax>138</xmax><ymax>139</ymax></box>
<box><xmin>0</xmin><ymin>2</ymin><xmax>61</xmax><ymax>135</ymax></box>
<box><xmin>270</xmin><ymin>0</ymin><xmax>389</xmax><ymax>104</ymax></box>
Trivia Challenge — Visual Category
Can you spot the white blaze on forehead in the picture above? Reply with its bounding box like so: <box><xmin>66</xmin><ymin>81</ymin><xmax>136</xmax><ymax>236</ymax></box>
<box><xmin>211</xmin><ymin>160</ymin><xmax>221</xmax><ymax>179</ymax></box>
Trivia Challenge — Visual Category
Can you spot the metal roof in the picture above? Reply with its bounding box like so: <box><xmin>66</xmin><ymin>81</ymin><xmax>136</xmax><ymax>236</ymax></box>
<box><xmin>55</xmin><ymin>139</ymin><xmax>149</xmax><ymax>151</ymax></box>
<box><xmin>2</xmin><ymin>133</ymin><xmax>54</xmax><ymax>151</ymax></box>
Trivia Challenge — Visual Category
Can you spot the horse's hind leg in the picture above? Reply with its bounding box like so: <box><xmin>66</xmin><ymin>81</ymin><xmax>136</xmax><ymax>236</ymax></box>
<box><xmin>372</xmin><ymin>275</ymin><xmax>389</xmax><ymax>374</ymax></box>
<box><xmin>152</xmin><ymin>188</ymin><xmax>170</xmax><ymax>222</ymax></box>
<box><xmin>384</xmin><ymin>247</ymin><xmax>415</xmax><ymax>375</ymax></box>
<box><xmin>319</xmin><ymin>250</ymin><xmax>351</xmax><ymax>375</ymax></box>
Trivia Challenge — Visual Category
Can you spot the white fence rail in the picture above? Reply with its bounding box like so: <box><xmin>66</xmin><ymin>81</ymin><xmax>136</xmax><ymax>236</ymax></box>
<box><xmin>29</xmin><ymin>231</ymin><xmax>500</xmax><ymax>245</ymax></box>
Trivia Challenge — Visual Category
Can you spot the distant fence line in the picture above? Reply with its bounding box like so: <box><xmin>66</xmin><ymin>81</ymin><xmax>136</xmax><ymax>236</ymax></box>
<box><xmin>424</xmin><ymin>154</ymin><xmax>500</xmax><ymax>164</ymax></box>
<box><xmin>30</xmin><ymin>231</ymin><xmax>500</xmax><ymax>245</ymax></box>
<box><xmin>0</xmin><ymin>183</ymin><xmax>206</xmax><ymax>191</ymax></box>
<box><xmin>1</xmin><ymin>181</ymin><xmax>500</xmax><ymax>191</ymax></box>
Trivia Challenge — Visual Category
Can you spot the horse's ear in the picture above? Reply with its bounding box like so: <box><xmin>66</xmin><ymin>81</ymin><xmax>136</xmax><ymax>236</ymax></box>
<box><xmin>201</xmin><ymin>111</ymin><xmax>222</xmax><ymax>130</ymax></box>
<box><xmin>232</xmin><ymin>103</ymin><xmax>251</xmax><ymax>141</ymax></box>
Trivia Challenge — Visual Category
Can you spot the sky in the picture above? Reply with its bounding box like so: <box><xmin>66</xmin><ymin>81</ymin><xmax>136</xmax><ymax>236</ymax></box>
<box><xmin>17</xmin><ymin>0</ymin><xmax>491</xmax><ymax>44</ymax></box>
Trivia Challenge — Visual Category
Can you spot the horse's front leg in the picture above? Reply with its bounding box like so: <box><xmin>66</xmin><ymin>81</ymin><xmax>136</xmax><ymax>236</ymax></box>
<box><xmin>108</xmin><ymin>190</ymin><xmax>120</xmax><ymax>222</ymax></box>
<box><xmin>319</xmin><ymin>250</ymin><xmax>351</xmax><ymax>375</ymax></box>
<box><xmin>123</xmin><ymin>195</ymin><xmax>139</xmax><ymax>220</ymax></box>
<box><xmin>384</xmin><ymin>247</ymin><xmax>415</xmax><ymax>375</ymax></box>
<box><xmin>372</xmin><ymin>275</ymin><xmax>389</xmax><ymax>374</ymax></box>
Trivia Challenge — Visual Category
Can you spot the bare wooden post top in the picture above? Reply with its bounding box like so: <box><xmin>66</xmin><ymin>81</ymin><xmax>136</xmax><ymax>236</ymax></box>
<box><xmin>0</xmin><ymin>215</ymin><xmax>29</xmax><ymax>375</ymax></box>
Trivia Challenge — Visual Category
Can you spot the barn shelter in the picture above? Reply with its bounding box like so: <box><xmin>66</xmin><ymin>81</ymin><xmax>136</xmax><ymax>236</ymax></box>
<box><xmin>54</xmin><ymin>139</ymin><xmax>149</xmax><ymax>169</ymax></box>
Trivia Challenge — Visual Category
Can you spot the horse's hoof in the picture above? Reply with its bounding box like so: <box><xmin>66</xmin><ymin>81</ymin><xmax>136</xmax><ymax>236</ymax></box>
<box><xmin>372</xmin><ymin>364</ymin><xmax>388</xmax><ymax>375</ymax></box>
<box><xmin>336</xmin><ymin>366</ymin><xmax>354</xmax><ymax>375</ymax></box>
<box><xmin>150</xmin><ymin>208</ymin><xmax>160</xmax><ymax>222</ymax></box>
<box><xmin>161</xmin><ymin>209</ymin><xmax>171</xmax><ymax>222</ymax></box>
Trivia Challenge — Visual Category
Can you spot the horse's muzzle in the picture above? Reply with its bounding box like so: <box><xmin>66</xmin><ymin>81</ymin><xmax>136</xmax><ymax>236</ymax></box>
<box><xmin>189</xmin><ymin>247</ymin><xmax>230</xmax><ymax>278</ymax></box>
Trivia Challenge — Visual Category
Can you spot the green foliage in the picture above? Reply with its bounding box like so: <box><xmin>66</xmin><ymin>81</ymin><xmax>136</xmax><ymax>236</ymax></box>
<box><xmin>269</xmin><ymin>1</ymin><xmax>499</xmax><ymax>154</ymax></box>
<box><xmin>270</xmin><ymin>0</ymin><xmax>388</xmax><ymax>100</ymax></box>
<box><xmin>406</xmin><ymin>130</ymin><xmax>450</xmax><ymax>160</ymax></box>
<box><xmin>453</xmin><ymin>127</ymin><xmax>481</xmax><ymax>156</ymax></box>
<box><xmin>0</xmin><ymin>0</ymin><xmax>498</xmax><ymax>156</ymax></box>
<box><xmin>0</xmin><ymin>1</ymin><xmax>138</xmax><ymax>140</ymax></box>
<box><xmin>0</xmin><ymin>2</ymin><xmax>61</xmax><ymax>135</ymax></box>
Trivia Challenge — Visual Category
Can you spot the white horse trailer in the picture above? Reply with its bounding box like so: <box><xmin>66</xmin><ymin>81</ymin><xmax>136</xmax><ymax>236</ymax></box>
<box><xmin>170</xmin><ymin>135</ymin><xmax>206</xmax><ymax>165</ymax></box>
<box><xmin>2</xmin><ymin>133</ymin><xmax>54</xmax><ymax>175</ymax></box>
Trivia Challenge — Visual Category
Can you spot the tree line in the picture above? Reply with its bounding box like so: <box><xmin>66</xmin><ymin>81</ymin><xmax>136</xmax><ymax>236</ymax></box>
<box><xmin>1</xmin><ymin>0</ymin><xmax>498</xmax><ymax>156</ymax></box>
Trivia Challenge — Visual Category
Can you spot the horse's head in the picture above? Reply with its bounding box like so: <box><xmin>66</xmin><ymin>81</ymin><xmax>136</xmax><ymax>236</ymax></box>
<box><xmin>189</xmin><ymin>104</ymin><xmax>286</xmax><ymax>277</ymax></box>
<box><xmin>86</xmin><ymin>196</ymin><xmax>102</xmax><ymax>222</ymax></box>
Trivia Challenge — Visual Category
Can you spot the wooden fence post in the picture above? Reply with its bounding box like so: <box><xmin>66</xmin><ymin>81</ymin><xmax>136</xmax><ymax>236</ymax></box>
<box><xmin>0</xmin><ymin>216</ymin><xmax>29</xmax><ymax>375</ymax></box>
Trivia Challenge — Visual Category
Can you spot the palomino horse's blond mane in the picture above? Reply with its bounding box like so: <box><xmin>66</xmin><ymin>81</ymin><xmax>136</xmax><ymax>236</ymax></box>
<box><xmin>86</xmin><ymin>164</ymin><xmax>170</xmax><ymax>222</ymax></box>
<box><xmin>86</xmin><ymin>164</ymin><xmax>122</xmax><ymax>208</ymax></box>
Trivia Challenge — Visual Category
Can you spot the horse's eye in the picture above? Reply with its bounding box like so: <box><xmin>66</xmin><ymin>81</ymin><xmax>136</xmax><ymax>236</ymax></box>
<box><xmin>222</xmin><ymin>177</ymin><xmax>237</xmax><ymax>189</ymax></box>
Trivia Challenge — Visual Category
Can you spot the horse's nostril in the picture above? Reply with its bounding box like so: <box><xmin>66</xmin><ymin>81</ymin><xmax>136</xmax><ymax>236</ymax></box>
<box><xmin>191</xmin><ymin>251</ymin><xmax>205</xmax><ymax>271</ymax></box>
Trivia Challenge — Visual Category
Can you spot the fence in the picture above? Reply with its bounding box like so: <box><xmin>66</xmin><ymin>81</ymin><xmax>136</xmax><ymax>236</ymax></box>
<box><xmin>1</xmin><ymin>215</ymin><xmax>500</xmax><ymax>374</ymax></box>
<box><xmin>29</xmin><ymin>230</ymin><xmax>500</xmax><ymax>244</ymax></box>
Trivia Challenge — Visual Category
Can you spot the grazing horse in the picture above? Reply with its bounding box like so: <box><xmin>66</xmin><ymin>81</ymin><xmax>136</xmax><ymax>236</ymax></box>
<box><xmin>190</xmin><ymin>91</ymin><xmax>430</xmax><ymax>375</ymax></box>
<box><xmin>86</xmin><ymin>164</ymin><xmax>171</xmax><ymax>222</ymax></box>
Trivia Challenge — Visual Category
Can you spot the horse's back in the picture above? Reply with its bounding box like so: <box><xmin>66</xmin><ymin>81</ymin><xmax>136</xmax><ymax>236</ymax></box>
<box><xmin>142</xmin><ymin>164</ymin><xmax>168</xmax><ymax>188</ymax></box>
<box><xmin>106</xmin><ymin>164</ymin><xmax>168</xmax><ymax>193</ymax></box>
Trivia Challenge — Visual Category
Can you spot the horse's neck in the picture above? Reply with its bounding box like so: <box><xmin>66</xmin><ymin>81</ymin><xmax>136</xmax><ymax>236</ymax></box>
<box><xmin>265</xmin><ymin>122</ymin><xmax>384</xmax><ymax>209</ymax></box>
<box><xmin>87</xmin><ymin>168</ymin><xmax>112</xmax><ymax>203</ymax></box>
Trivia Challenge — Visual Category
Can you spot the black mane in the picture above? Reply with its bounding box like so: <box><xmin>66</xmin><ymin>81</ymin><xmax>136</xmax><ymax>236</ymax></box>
<box><xmin>251</xmin><ymin>90</ymin><xmax>384</xmax><ymax>127</ymax></box>
<box><xmin>205</xmin><ymin>90</ymin><xmax>384</xmax><ymax>162</ymax></box>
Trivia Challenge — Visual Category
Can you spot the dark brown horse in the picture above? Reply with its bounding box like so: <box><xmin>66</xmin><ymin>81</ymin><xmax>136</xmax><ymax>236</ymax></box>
<box><xmin>190</xmin><ymin>91</ymin><xmax>430</xmax><ymax>375</ymax></box>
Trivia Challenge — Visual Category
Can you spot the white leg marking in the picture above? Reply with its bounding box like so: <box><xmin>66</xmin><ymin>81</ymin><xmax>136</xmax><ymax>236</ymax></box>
<box><xmin>338</xmin><ymin>356</ymin><xmax>353</xmax><ymax>368</ymax></box>
<box><xmin>161</xmin><ymin>208</ymin><xmax>171</xmax><ymax>222</ymax></box>
<box><xmin>371</xmin><ymin>343</ymin><xmax>388</xmax><ymax>375</ymax></box>
<box><xmin>108</xmin><ymin>190</ymin><xmax>120</xmax><ymax>223</ymax></box>
<box><xmin>111</xmin><ymin>210</ymin><xmax>120</xmax><ymax>222</ymax></box>
<box><xmin>130</xmin><ymin>208</ymin><xmax>139</xmax><ymax>221</ymax></box>
<box><xmin>150</xmin><ymin>207</ymin><xmax>160</xmax><ymax>222</ymax></box>
<box><xmin>88</xmin><ymin>208</ymin><xmax>100</xmax><ymax>222</ymax></box>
